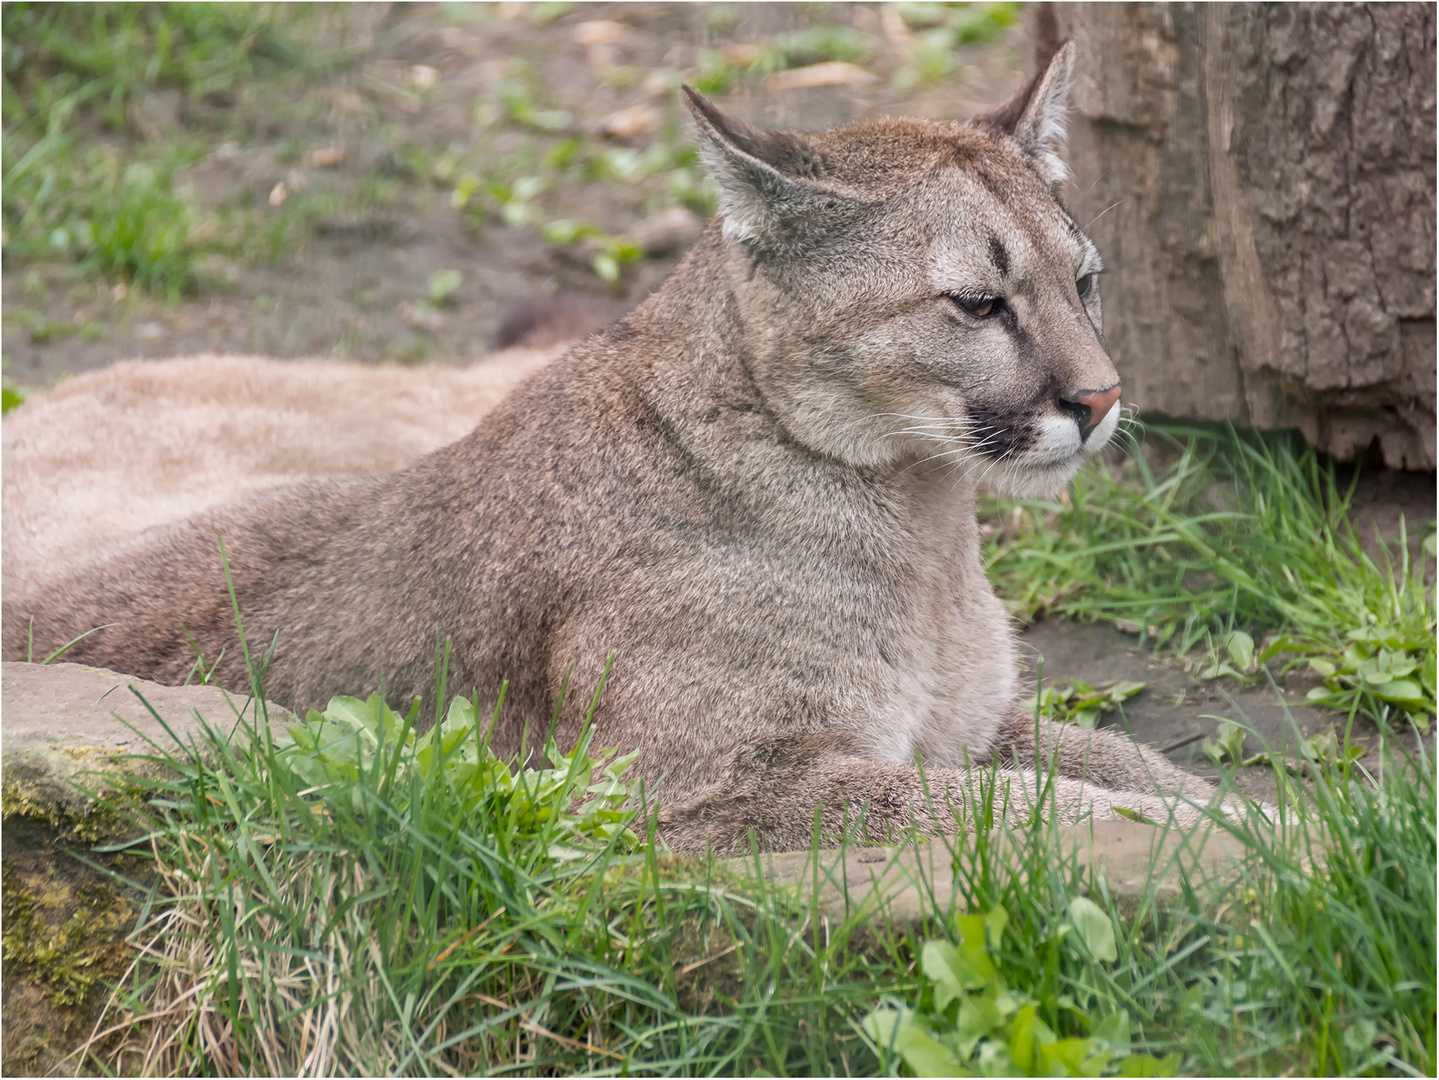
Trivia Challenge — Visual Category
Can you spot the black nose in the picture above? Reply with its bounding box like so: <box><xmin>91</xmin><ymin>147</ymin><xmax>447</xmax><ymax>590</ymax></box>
<box><xmin>1058</xmin><ymin>385</ymin><xmax>1122</xmax><ymax>440</ymax></box>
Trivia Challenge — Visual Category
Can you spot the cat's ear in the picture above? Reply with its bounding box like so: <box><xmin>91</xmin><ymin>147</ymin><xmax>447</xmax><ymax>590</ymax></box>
<box><xmin>681</xmin><ymin>86</ymin><xmax>850</xmax><ymax>248</ymax></box>
<box><xmin>972</xmin><ymin>41</ymin><xmax>1075</xmax><ymax>191</ymax></box>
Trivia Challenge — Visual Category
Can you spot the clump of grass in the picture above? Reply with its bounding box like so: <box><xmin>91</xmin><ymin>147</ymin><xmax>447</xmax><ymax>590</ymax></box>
<box><xmin>79</xmin><ymin>662</ymin><xmax>1435</xmax><ymax>1076</ymax></box>
<box><xmin>81</xmin><ymin>652</ymin><xmax>916</xmax><ymax>1075</ymax></box>
<box><xmin>983</xmin><ymin>424</ymin><xmax>1437</xmax><ymax>724</ymax></box>
<box><xmin>2</xmin><ymin>3</ymin><xmax>309</xmax><ymax>296</ymax></box>
<box><xmin>862</xmin><ymin>717</ymin><xmax>1435</xmax><ymax>1077</ymax></box>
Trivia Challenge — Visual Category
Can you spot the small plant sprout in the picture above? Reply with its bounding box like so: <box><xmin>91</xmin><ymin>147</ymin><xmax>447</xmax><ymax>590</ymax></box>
<box><xmin>425</xmin><ymin>268</ymin><xmax>462</xmax><ymax>307</ymax></box>
<box><xmin>1021</xmin><ymin>679</ymin><xmax>1148</xmax><ymax>729</ymax></box>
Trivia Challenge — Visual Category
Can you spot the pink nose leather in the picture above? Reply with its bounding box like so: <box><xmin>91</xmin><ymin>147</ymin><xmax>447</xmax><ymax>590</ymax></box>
<box><xmin>1071</xmin><ymin>385</ymin><xmax>1122</xmax><ymax>433</ymax></box>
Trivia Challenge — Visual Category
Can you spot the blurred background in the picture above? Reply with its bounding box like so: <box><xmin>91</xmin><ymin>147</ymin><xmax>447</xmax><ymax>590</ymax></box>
<box><xmin>0</xmin><ymin>1</ymin><xmax>1028</xmax><ymax>382</ymax></box>
<box><xmin>5</xmin><ymin>3</ymin><xmax>1430</xmax><ymax>475</ymax></box>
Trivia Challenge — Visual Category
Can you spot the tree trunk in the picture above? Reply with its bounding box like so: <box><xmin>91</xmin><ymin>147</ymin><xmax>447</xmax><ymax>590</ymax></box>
<box><xmin>1036</xmin><ymin>3</ymin><xmax>1436</xmax><ymax>469</ymax></box>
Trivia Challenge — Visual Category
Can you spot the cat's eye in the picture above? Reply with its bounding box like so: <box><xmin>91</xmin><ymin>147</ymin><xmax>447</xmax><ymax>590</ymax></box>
<box><xmin>947</xmin><ymin>294</ymin><xmax>1003</xmax><ymax>319</ymax></box>
<box><xmin>1076</xmin><ymin>273</ymin><xmax>1094</xmax><ymax>298</ymax></box>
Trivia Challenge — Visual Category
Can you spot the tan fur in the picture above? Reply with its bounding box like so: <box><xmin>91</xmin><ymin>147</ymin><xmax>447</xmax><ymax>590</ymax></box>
<box><xmin>4</xmin><ymin>48</ymin><xmax>1238</xmax><ymax>853</ymax></box>
<box><xmin>2</xmin><ymin>344</ymin><xmax>563</xmax><ymax>601</ymax></box>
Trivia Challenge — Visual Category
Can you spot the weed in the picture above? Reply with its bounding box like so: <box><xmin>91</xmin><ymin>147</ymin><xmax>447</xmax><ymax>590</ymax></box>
<box><xmin>863</xmin><ymin>903</ymin><xmax>1180</xmax><ymax>1076</ymax></box>
<box><xmin>541</xmin><ymin>218</ymin><xmax>643</xmax><ymax>287</ymax></box>
<box><xmin>892</xmin><ymin>3</ymin><xmax>1022</xmax><ymax>90</ymax></box>
<box><xmin>1022</xmin><ymin>679</ymin><xmax>1148</xmax><ymax>730</ymax></box>
<box><xmin>425</xmin><ymin>268</ymin><xmax>462</xmax><ymax>307</ymax></box>
<box><xmin>1</xmin><ymin>385</ymin><xmax>28</xmax><ymax>414</ymax></box>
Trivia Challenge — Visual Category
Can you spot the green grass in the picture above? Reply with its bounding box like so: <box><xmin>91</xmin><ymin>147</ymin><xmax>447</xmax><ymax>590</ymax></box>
<box><xmin>1</xmin><ymin>3</ymin><xmax>320</xmax><ymax>297</ymax></box>
<box><xmin>82</xmin><ymin>668</ymin><xmax>917</xmax><ymax>1075</ymax></box>
<box><xmin>983</xmin><ymin>424</ymin><xmax>1437</xmax><ymax>726</ymax></box>
<box><xmin>77</xmin><ymin>668</ymin><xmax>1433</xmax><ymax>1076</ymax></box>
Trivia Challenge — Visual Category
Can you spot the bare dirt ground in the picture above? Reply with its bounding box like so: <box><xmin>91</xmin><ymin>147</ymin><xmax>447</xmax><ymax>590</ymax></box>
<box><xmin>3</xmin><ymin>2</ymin><xmax>1432</xmax><ymax>780</ymax></box>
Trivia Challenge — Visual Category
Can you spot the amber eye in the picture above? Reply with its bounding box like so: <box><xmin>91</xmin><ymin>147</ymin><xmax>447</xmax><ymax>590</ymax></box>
<box><xmin>948</xmin><ymin>294</ymin><xmax>1003</xmax><ymax>319</ymax></box>
<box><xmin>1076</xmin><ymin>273</ymin><xmax>1094</xmax><ymax>298</ymax></box>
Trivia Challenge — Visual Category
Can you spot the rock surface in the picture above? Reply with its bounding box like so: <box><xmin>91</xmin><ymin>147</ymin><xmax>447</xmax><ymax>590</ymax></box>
<box><xmin>1</xmin><ymin>661</ymin><xmax>290</xmax><ymax>1077</ymax></box>
<box><xmin>739</xmin><ymin>817</ymin><xmax>1253</xmax><ymax>928</ymax></box>
<box><xmin>3</xmin><ymin>660</ymin><xmax>291</xmax><ymax>827</ymax></box>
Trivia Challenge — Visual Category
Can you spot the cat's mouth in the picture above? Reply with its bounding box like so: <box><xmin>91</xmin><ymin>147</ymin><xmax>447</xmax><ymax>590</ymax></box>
<box><xmin>978</xmin><ymin>401</ymin><xmax>1121</xmax><ymax>499</ymax></box>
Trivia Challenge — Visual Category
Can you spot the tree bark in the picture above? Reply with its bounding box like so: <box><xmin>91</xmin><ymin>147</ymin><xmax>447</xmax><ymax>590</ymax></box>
<box><xmin>1037</xmin><ymin>3</ymin><xmax>1436</xmax><ymax>469</ymax></box>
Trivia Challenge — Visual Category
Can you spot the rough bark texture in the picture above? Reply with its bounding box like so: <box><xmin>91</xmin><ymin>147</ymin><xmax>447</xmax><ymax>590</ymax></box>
<box><xmin>1038</xmin><ymin>3</ymin><xmax>1436</xmax><ymax>469</ymax></box>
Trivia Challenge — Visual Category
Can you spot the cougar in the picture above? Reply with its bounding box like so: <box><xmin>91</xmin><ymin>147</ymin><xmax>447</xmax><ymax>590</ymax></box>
<box><xmin>5</xmin><ymin>46</ymin><xmax>1227</xmax><ymax>853</ymax></box>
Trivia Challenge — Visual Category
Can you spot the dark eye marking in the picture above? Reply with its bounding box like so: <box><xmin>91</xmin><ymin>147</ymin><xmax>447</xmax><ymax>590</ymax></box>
<box><xmin>1076</xmin><ymin>273</ymin><xmax>1094</xmax><ymax>298</ymax></box>
<box><xmin>987</xmin><ymin>236</ymin><xmax>1010</xmax><ymax>277</ymax></box>
<box><xmin>944</xmin><ymin>293</ymin><xmax>1005</xmax><ymax>319</ymax></box>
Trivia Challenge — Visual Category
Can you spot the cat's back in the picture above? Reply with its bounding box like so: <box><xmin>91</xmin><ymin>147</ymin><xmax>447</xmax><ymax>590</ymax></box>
<box><xmin>1</xmin><ymin>345</ymin><xmax>561</xmax><ymax>603</ymax></box>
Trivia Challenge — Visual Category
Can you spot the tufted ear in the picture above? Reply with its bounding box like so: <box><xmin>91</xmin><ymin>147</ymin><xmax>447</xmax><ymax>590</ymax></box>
<box><xmin>972</xmin><ymin>41</ymin><xmax>1075</xmax><ymax>191</ymax></box>
<box><xmin>681</xmin><ymin>86</ymin><xmax>853</xmax><ymax>250</ymax></box>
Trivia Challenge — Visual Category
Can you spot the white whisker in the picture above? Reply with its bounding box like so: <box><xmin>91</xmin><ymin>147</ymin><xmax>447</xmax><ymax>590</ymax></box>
<box><xmin>1085</xmin><ymin>198</ymin><xmax>1125</xmax><ymax>230</ymax></box>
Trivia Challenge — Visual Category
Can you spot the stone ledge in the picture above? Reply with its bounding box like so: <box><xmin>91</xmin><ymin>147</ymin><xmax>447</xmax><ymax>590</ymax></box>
<box><xmin>2</xmin><ymin>660</ymin><xmax>292</xmax><ymax>831</ymax></box>
<box><xmin>0</xmin><ymin>662</ymin><xmax>295</xmax><ymax>1077</ymax></box>
<box><xmin>732</xmin><ymin>818</ymin><xmax>1255</xmax><ymax>924</ymax></box>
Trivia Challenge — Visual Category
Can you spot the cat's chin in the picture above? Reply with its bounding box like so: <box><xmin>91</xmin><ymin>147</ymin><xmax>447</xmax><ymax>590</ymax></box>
<box><xmin>978</xmin><ymin>457</ymin><xmax>1084</xmax><ymax>501</ymax></box>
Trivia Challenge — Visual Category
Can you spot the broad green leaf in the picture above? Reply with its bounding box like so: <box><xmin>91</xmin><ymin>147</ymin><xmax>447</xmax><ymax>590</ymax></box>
<box><xmin>592</xmin><ymin>251</ymin><xmax>620</xmax><ymax>284</ymax></box>
<box><xmin>921</xmin><ymin>941</ymin><xmax>964</xmax><ymax>1009</ymax></box>
<box><xmin>1117</xmin><ymin>1051</ymin><xmax>1182</xmax><ymax>1076</ymax></box>
<box><xmin>1091</xmin><ymin>1011</ymin><xmax>1130</xmax><ymax>1050</ymax></box>
<box><xmin>541</xmin><ymin>218</ymin><xmax>600</xmax><ymax>244</ymax></box>
<box><xmin>955</xmin><ymin>993</ymin><xmax>1004</xmax><ymax>1058</ymax></box>
<box><xmin>1356</xmin><ymin>658</ymin><xmax>1395</xmax><ymax>684</ymax></box>
<box><xmin>953</xmin><ymin>913</ymin><xmax>998</xmax><ymax>981</ymax></box>
<box><xmin>1108</xmin><ymin>680</ymin><xmax>1148</xmax><ymax>701</ymax></box>
<box><xmin>861</xmin><ymin>1006</ymin><xmax>902</xmax><ymax>1049</ymax></box>
<box><xmin>865</xmin><ymin>1008</ymin><xmax>965</xmax><ymax>1076</ymax></box>
<box><xmin>923</xmin><ymin>939</ymin><xmax>988</xmax><ymax>1009</ymax></box>
<box><xmin>1342</xmin><ymin>1017</ymin><xmax>1379</xmax><ymax>1056</ymax></box>
<box><xmin>0</xmin><ymin>386</ymin><xmax>26</xmax><ymax>414</ymax></box>
<box><xmin>426</xmin><ymin>268</ymin><xmax>462</xmax><ymax>305</ymax></box>
<box><xmin>1040</xmin><ymin>1036</ymin><xmax>1107</xmax><ymax>1077</ymax></box>
<box><xmin>1068</xmin><ymin>896</ymin><xmax>1117</xmax><ymax>962</ymax></box>
<box><xmin>984</xmin><ymin>906</ymin><xmax>1009</xmax><ymax>945</ymax></box>
<box><xmin>1225</xmin><ymin>629</ymin><xmax>1255</xmax><ymax>670</ymax></box>
<box><xmin>511</xmin><ymin>175</ymin><xmax>548</xmax><ymax>200</ymax></box>
<box><xmin>1376</xmin><ymin>679</ymin><xmax>1425</xmax><ymax>706</ymax></box>
<box><xmin>1008</xmin><ymin>1004</ymin><xmax>1056</xmax><ymax>1072</ymax></box>
<box><xmin>1258</xmin><ymin>635</ymin><xmax>1292</xmax><ymax>664</ymax></box>
<box><xmin>896</xmin><ymin>1024</ymin><xmax>967</xmax><ymax>1077</ymax></box>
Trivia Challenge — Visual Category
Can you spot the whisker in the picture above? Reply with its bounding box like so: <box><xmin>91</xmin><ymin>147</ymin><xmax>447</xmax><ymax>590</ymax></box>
<box><xmin>1085</xmin><ymin>198</ymin><xmax>1125</xmax><ymax>230</ymax></box>
<box><xmin>907</xmin><ymin>430</ymin><xmax>1005</xmax><ymax>472</ymax></box>
<box><xmin>1079</xmin><ymin>169</ymin><xmax>1113</xmax><ymax>209</ymax></box>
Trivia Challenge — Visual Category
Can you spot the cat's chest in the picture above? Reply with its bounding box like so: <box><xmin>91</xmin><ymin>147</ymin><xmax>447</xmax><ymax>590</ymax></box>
<box><xmin>852</xmin><ymin>543</ymin><xmax>1019</xmax><ymax>766</ymax></box>
<box><xmin>780</xmin><ymin>472</ymin><xmax>1018</xmax><ymax>757</ymax></box>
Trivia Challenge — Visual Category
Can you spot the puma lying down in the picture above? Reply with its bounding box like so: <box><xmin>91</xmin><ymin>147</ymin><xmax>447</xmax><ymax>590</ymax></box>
<box><xmin>7</xmin><ymin>47</ymin><xmax>1244</xmax><ymax>854</ymax></box>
